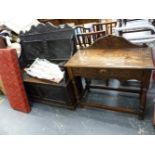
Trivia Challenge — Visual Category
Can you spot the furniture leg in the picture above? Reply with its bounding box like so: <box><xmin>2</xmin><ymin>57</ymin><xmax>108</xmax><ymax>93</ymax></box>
<box><xmin>105</xmin><ymin>79</ymin><xmax>109</xmax><ymax>86</ymax></box>
<box><xmin>138</xmin><ymin>70</ymin><xmax>152</xmax><ymax>120</ymax></box>
<box><xmin>85</xmin><ymin>78</ymin><xmax>91</xmax><ymax>92</ymax></box>
<box><xmin>139</xmin><ymin>88</ymin><xmax>147</xmax><ymax>120</ymax></box>
<box><xmin>153</xmin><ymin>103</ymin><xmax>155</xmax><ymax>125</ymax></box>
<box><xmin>67</xmin><ymin>68</ymin><xmax>80</xmax><ymax>104</ymax></box>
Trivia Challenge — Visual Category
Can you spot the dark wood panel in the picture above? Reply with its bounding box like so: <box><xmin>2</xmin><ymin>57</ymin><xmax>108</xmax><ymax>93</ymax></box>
<box><xmin>80</xmin><ymin>102</ymin><xmax>138</xmax><ymax>114</ymax></box>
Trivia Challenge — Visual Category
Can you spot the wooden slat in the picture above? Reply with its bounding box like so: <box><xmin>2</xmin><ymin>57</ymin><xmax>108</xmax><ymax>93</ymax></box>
<box><xmin>76</xmin><ymin>31</ymin><xmax>106</xmax><ymax>48</ymax></box>
<box><xmin>89</xmin><ymin>84</ymin><xmax>141</xmax><ymax>93</ymax></box>
<box><xmin>80</xmin><ymin>102</ymin><xmax>138</xmax><ymax>114</ymax></box>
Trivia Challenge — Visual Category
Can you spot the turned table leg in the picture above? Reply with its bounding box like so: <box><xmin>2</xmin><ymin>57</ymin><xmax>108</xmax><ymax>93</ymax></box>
<box><xmin>67</xmin><ymin>68</ymin><xmax>80</xmax><ymax>105</ymax></box>
<box><xmin>153</xmin><ymin>104</ymin><xmax>155</xmax><ymax>125</ymax></box>
<box><xmin>139</xmin><ymin>89</ymin><xmax>147</xmax><ymax>120</ymax></box>
<box><xmin>138</xmin><ymin>69</ymin><xmax>151</xmax><ymax>120</ymax></box>
<box><xmin>85</xmin><ymin>78</ymin><xmax>91</xmax><ymax>92</ymax></box>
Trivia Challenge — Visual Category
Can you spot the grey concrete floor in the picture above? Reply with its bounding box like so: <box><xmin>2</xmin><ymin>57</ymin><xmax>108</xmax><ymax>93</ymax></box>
<box><xmin>0</xmin><ymin>79</ymin><xmax>155</xmax><ymax>135</ymax></box>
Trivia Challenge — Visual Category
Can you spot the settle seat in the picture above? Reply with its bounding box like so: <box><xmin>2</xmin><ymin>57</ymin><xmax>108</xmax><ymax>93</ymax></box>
<box><xmin>19</xmin><ymin>23</ymin><xmax>82</xmax><ymax>110</ymax></box>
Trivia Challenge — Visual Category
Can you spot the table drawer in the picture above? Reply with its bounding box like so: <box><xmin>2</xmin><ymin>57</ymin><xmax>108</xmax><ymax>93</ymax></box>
<box><xmin>72</xmin><ymin>68</ymin><xmax>143</xmax><ymax>81</ymax></box>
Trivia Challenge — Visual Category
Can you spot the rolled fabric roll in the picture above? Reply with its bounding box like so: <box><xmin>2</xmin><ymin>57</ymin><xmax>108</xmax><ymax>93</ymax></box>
<box><xmin>0</xmin><ymin>48</ymin><xmax>31</xmax><ymax>113</ymax></box>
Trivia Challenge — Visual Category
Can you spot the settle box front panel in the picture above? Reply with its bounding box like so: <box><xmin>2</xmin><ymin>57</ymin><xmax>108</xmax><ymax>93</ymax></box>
<box><xmin>24</xmin><ymin>80</ymin><xmax>76</xmax><ymax>108</ymax></box>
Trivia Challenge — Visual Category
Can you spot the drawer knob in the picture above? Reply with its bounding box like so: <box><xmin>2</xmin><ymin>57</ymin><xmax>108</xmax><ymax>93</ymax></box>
<box><xmin>99</xmin><ymin>69</ymin><xmax>107</xmax><ymax>73</ymax></box>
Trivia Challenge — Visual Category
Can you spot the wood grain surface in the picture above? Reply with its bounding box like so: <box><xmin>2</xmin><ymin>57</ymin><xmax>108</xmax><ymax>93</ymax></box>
<box><xmin>65</xmin><ymin>48</ymin><xmax>154</xmax><ymax>69</ymax></box>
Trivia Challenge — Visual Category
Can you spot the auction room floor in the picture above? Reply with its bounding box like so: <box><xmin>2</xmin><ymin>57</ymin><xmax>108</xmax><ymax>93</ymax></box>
<box><xmin>0</xmin><ymin>79</ymin><xmax>155</xmax><ymax>135</ymax></box>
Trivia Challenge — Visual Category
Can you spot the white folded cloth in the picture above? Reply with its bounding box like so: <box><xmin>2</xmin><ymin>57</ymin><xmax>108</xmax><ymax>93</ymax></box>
<box><xmin>25</xmin><ymin>58</ymin><xmax>64</xmax><ymax>83</ymax></box>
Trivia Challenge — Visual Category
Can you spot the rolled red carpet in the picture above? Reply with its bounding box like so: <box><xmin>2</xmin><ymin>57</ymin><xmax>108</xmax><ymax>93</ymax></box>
<box><xmin>0</xmin><ymin>48</ymin><xmax>31</xmax><ymax>113</ymax></box>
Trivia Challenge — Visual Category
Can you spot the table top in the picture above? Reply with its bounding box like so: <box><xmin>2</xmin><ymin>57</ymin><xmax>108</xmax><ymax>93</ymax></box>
<box><xmin>65</xmin><ymin>48</ymin><xmax>155</xmax><ymax>69</ymax></box>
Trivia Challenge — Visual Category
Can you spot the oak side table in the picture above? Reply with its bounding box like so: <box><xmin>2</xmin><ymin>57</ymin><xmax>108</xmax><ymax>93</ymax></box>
<box><xmin>65</xmin><ymin>35</ymin><xmax>155</xmax><ymax>120</ymax></box>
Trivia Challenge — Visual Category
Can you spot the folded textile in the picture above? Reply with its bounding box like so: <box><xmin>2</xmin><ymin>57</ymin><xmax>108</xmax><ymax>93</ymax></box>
<box><xmin>25</xmin><ymin>58</ymin><xmax>64</xmax><ymax>83</ymax></box>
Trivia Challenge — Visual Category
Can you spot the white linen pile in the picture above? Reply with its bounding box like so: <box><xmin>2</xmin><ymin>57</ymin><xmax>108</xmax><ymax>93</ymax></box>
<box><xmin>24</xmin><ymin>58</ymin><xmax>64</xmax><ymax>83</ymax></box>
